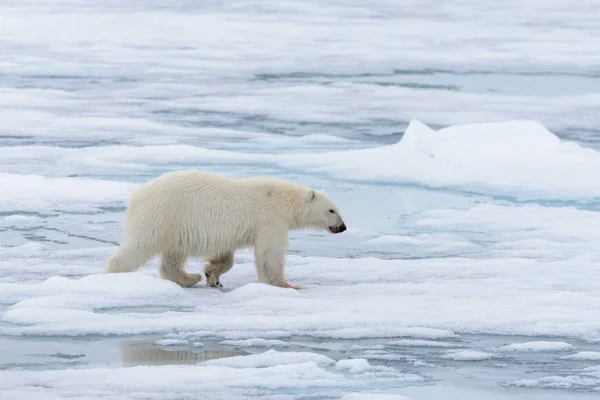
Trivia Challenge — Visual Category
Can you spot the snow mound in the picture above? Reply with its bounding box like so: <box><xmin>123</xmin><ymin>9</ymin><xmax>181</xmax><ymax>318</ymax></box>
<box><xmin>0</xmin><ymin>273</ymin><xmax>184</xmax><ymax>309</ymax></box>
<box><xmin>280</xmin><ymin>119</ymin><xmax>600</xmax><ymax>199</ymax></box>
<box><xmin>1</xmin><ymin>273</ymin><xmax>184</xmax><ymax>307</ymax></box>
<box><xmin>335</xmin><ymin>359</ymin><xmax>372</xmax><ymax>373</ymax></box>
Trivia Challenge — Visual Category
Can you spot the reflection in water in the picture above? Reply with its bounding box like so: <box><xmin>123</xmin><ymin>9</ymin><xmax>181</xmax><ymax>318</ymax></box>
<box><xmin>120</xmin><ymin>339</ymin><xmax>248</xmax><ymax>367</ymax></box>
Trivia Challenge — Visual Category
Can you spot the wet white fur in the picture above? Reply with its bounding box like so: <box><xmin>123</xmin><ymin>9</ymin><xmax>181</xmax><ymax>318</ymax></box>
<box><xmin>106</xmin><ymin>170</ymin><xmax>345</xmax><ymax>288</ymax></box>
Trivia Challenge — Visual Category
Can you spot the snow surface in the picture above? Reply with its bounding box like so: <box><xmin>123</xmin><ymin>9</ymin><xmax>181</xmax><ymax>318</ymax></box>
<box><xmin>388</xmin><ymin>339</ymin><xmax>460</xmax><ymax>348</ymax></box>
<box><xmin>498</xmin><ymin>342</ymin><xmax>574</xmax><ymax>352</ymax></box>
<box><xmin>220</xmin><ymin>339</ymin><xmax>291</xmax><ymax>348</ymax></box>
<box><xmin>153</xmin><ymin>339</ymin><xmax>190</xmax><ymax>347</ymax></box>
<box><xmin>2</xmin><ymin>254</ymin><xmax>600</xmax><ymax>342</ymax></box>
<box><xmin>5</xmin><ymin>119</ymin><xmax>600</xmax><ymax>201</ymax></box>
<box><xmin>0</xmin><ymin>350</ymin><xmax>419</xmax><ymax>400</ymax></box>
<box><xmin>341</xmin><ymin>395</ymin><xmax>412</xmax><ymax>400</ymax></box>
<box><xmin>2</xmin><ymin>0</ymin><xmax>600</xmax><ymax>399</ymax></box>
<box><xmin>508</xmin><ymin>372</ymin><xmax>600</xmax><ymax>391</ymax></box>
<box><xmin>279</xmin><ymin>120</ymin><xmax>600</xmax><ymax>199</ymax></box>
<box><xmin>441</xmin><ymin>350</ymin><xmax>496</xmax><ymax>361</ymax></box>
<box><xmin>560</xmin><ymin>352</ymin><xmax>600</xmax><ymax>361</ymax></box>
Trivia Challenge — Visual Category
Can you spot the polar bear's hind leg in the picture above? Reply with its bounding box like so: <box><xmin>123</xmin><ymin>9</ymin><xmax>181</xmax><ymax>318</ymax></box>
<box><xmin>107</xmin><ymin>242</ymin><xmax>156</xmax><ymax>274</ymax></box>
<box><xmin>160</xmin><ymin>252</ymin><xmax>202</xmax><ymax>287</ymax></box>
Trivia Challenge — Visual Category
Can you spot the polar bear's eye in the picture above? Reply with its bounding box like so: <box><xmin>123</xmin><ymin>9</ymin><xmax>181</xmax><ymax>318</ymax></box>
<box><xmin>329</xmin><ymin>209</ymin><xmax>335</xmax><ymax>213</ymax></box>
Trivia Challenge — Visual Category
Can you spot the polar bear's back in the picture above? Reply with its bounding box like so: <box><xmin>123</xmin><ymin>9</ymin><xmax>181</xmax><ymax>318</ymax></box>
<box><xmin>122</xmin><ymin>170</ymin><xmax>305</xmax><ymax>258</ymax></box>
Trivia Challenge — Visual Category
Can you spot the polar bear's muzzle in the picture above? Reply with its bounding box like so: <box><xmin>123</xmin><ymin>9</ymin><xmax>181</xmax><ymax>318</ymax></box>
<box><xmin>329</xmin><ymin>223</ymin><xmax>347</xmax><ymax>234</ymax></box>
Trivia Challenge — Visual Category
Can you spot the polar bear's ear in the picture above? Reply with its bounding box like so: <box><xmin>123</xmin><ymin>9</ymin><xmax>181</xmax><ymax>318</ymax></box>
<box><xmin>319</xmin><ymin>188</ymin><xmax>326</xmax><ymax>193</ymax></box>
<box><xmin>306</xmin><ymin>189</ymin><xmax>316</xmax><ymax>202</ymax></box>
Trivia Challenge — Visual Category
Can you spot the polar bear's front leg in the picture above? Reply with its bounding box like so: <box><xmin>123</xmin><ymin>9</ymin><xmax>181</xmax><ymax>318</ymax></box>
<box><xmin>204</xmin><ymin>252</ymin><xmax>234</xmax><ymax>288</ymax></box>
<box><xmin>254</xmin><ymin>230</ymin><xmax>304</xmax><ymax>290</ymax></box>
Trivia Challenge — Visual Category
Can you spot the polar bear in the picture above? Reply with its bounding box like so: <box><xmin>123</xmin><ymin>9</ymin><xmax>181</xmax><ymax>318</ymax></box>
<box><xmin>106</xmin><ymin>170</ymin><xmax>346</xmax><ymax>289</ymax></box>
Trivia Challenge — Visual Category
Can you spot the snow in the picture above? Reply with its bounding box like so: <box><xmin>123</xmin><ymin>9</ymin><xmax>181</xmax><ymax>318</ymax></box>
<box><xmin>154</xmin><ymin>339</ymin><xmax>189</xmax><ymax>347</ymax></box>
<box><xmin>204</xmin><ymin>350</ymin><xmax>335</xmax><ymax>368</ymax></box>
<box><xmin>0</xmin><ymin>172</ymin><xmax>134</xmax><ymax>212</ymax></box>
<box><xmin>0</xmin><ymin>349</ymin><xmax>420</xmax><ymax>400</ymax></box>
<box><xmin>279</xmin><ymin>119</ymin><xmax>600</xmax><ymax>200</ymax></box>
<box><xmin>498</xmin><ymin>342</ymin><xmax>574</xmax><ymax>352</ymax></box>
<box><xmin>0</xmin><ymin>273</ymin><xmax>184</xmax><ymax>306</ymax></box>
<box><xmin>3</xmin><ymin>0</ymin><xmax>600</xmax><ymax>398</ymax></box>
<box><xmin>5</xmin><ymin>119</ymin><xmax>600</xmax><ymax>202</ymax></box>
<box><xmin>441</xmin><ymin>350</ymin><xmax>496</xmax><ymax>361</ymax></box>
<box><xmin>560</xmin><ymin>352</ymin><xmax>600</xmax><ymax>361</ymax></box>
<box><xmin>341</xmin><ymin>395</ymin><xmax>412</xmax><ymax>400</ymax></box>
<box><xmin>2</xmin><ymin>250</ymin><xmax>600</xmax><ymax>342</ymax></box>
<box><xmin>335</xmin><ymin>358</ymin><xmax>372</xmax><ymax>373</ymax></box>
<box><xmin>220</xmin><ymin>339</ymin><xmax>291</xmax><ymax>348</ymax></box>
<box><xmin>389</xmin><ymin>340</ymin><xmax>460</xmax><ymax>348</ymax></box>
<box><xmin>509</xmin><ymin>376</ymin><xmax>600</xmax><ymax>390</ymax></box>
<box><xmin>5</xmin><ymin>120</ymin><xmax>600</xmax><ymax>201</ymax></box>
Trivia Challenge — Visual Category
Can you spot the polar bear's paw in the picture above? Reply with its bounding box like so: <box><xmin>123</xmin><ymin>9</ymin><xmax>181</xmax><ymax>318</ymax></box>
<box><xmin>205</xmin><ymin>271</ymin><xmax>223</xmax><ymax>288</ymax></box>
<box><xmin>178</xmin><ymin>273</ymin><xmax>202</xmax><ymax>288</ymax></box>
<box><xmin>283</xmin><ymin>282</ymin><xmax>305</xmax><ymax>290</ymax></box>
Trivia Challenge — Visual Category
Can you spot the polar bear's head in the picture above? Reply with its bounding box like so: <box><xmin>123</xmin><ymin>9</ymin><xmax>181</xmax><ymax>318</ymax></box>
<box><xmin>303</xmin><ymin>189</ymin><xmax>346</xmax><ymax>234</ymax></box>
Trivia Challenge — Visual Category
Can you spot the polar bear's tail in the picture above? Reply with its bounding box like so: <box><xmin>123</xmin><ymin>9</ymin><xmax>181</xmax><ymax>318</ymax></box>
<box><xmin>106</xmin><ymin>242</ymin><xmax>155</xmax><ymax>274</ymax></box>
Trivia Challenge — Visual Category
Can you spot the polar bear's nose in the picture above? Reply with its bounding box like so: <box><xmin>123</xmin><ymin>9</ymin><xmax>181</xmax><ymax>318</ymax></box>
<box><xmin>329</xmin><ymin>223</ymin><xmax>347</xmax><ymax>234</ymax></box>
